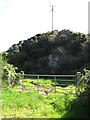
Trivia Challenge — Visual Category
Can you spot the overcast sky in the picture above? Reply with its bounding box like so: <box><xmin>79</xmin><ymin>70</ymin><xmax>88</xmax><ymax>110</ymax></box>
<box><xmin>0</xmin><ymin>0</ymin><xmax>89</xmax><ymax>53</ymax></box>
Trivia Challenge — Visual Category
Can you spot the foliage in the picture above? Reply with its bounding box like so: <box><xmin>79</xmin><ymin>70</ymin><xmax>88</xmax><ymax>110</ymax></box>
<box><xmin>2</xmin><ymin>86</ymin><xmax>76</xmax><ymax>118</ymax></box>
<box><xmin>63</xmin><ymin>89</ymin><xmax>89</xmax><ymax>119</ymax></box>
<box><xmin>2</xmin><ymin>86</ymin><xmax>89</xmax><ymax>118</ymax></box>
<box><xmin>2</xmin><ymin>29</ymin><xmax>89</xmax><ymax>74</ymax></box>
<box><xmin>2</xmin><ymin>63</ymin><xmax>21</xmax><ymax>86</ymax></box>
<box><xmin>53</xmin><ymin>94</ymin><xmax>75</xmax><ymax>114</ymax></box>
<box><xmin>2</xmin><ymin>74</ymin><xmax>89</xmax><ymax>118</ymax></box>
<box><xmin>76</xmin><ymin>69</ymin><xmax>90</xmax><ymax>94</ymax></box>
<box><xmin>0</xmin><ymin>55</ymin><xmax>3</xmax><ymax>79</ymax></box>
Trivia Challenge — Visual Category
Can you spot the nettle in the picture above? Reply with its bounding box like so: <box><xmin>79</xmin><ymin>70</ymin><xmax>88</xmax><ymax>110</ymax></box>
<box><xmin>2</xmin><ymin>63</ymin><xmax>21</xmax><ymax>86</ymax></box>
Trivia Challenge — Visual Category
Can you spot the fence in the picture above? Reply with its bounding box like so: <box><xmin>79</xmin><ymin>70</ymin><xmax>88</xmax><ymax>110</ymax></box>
<box><xmin>21</xmin><ymin>74</ymin><xmax>76</xmax><ymax>94</ymax></box>
<box><xmin>7</xmin><ymin>70</ymin><xmax>90</xmax><ymax>94</ymax></box>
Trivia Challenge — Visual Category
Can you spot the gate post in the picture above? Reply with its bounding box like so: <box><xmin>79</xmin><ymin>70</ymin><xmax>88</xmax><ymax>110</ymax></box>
<box><xmin>54</xmin><ymin>76</ymin><xmax>56</xmax><ymax>93</ymax></box>
<box><xmin>76</xmin><ymin>72</ymin><xmax>81</xmax><ymax>93</ymax></box>
<box><xmin>88</xmin><ymin>70</ymin><xmax>90</xmax><ymax>82</ymax></box>
<box><xmin>37</xmin><ymin>75</ymin><xmax>39</xmax><ymax>92</ymax></box>
<box><xmin>22</xmin><ymin>74</ymin><xmax>24</xmax><ymax>91</ymax></box>
<box><xmin>8</xmin><ymin>71</ymin><xmax>11</xmax><ymax>87</ymax></box>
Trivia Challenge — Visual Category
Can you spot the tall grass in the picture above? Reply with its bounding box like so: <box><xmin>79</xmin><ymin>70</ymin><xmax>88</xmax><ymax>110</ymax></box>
<box><xmin>2</xmin><ymin>85</ymin><xmax>76</xmax><ymax>118</ymax></box>
<box><xmin>2</xmin><ymin>75</ymin><xmax>89</xmax><ymax>118</ymax></box>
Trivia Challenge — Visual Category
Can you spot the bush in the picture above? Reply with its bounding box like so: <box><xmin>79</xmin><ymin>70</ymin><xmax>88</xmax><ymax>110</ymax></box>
<box><xmin>2</xmin><ymin>63</ymin><xmax>21</xmax><ymax>86</ymax></box>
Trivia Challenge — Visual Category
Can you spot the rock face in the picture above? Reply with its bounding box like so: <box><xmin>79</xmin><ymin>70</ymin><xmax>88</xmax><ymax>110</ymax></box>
<box><xmin>48</xmin><ymin>47</ymin><xmax>67</xmax><ymax>68</ymax></box>
<box><xmin>3</xmin><ymin>29</ymin><xmax>89</xmax><ymax>74</ymax></box>
<box><xmin>48</xmin><ymin>55</ymin><xmax>59</xmax><ymax>68</ymax></box>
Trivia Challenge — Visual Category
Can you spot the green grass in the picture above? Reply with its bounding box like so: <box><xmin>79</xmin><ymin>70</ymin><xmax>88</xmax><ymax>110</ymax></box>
<box><xmin>18</xmin><ymin>78</ymin><xmax>75</xmax><ymax>94</ymax></box>
<box><xmin>2</xmin><ymin>87</ymin><xmax>76</xmax><ymax>118</ymax></box>
<box><xmin>2</xmin><ymin>87</ymin><xmax>61</xmax><ymax>118</ymax></box>
<box><xmin>0</xmin><ymin>55</ymin><xmax>3</xmax><ymax>119</ymax></box>
<box><xmin>2</xmin><ymin>78</ymin><xmax>89</xmax><ymax>118</ymax></box>
<box><xmin>62</xmin><ymin>89</ymin><xmax>89</xmax><ymax>119</ymax></box>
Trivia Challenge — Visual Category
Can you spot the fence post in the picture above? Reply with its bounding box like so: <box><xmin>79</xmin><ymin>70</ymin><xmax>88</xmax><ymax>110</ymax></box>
<box><xmin>75</xmin><ymin>73</ymin><xmax>77</xmax><ymax>86</ymax></box>
<box><xmin>88</xmin><ymin>71</ymin><xmax>90</xmax><ymax>87</ymax></box>
<box><xmin>88</xmin><ymin>70</ymin><xmax>90</xmax><ymax>81</ymax></box>
<box><xmin>37</xmin><ymin>75</ymin><xmax>39</xmax><ymax>92</ymax></box>
<box><xmin>54</xmin><ymin>76</ymin><xmax>56</xmax><ymax>93</ymax></box>
<box><xmin>76</xmin><ymin>72</ymin><xmax>81</xmax><ymax>93</ymax></box>
<box><xmin>85</xmin><ymin>70</ymin><xmax>90</xmax><ymax>80</ymax></box>
<box><xmin>75</xmin><ymin>73</ymin><xmax>77</xmax><ymax>94</ymax></box>
<box><xmin>85</xmin><ymin>70</ymin><xmax>90</xmax><ymax>85</ymax></box>
<box><xmin>8</xmin><ymin>71</ymin><xmax>11</xmax><ymax>86</ymax></box>
<box><xmin>82</xmin><ymin>76</ymin><xmax>85</xmax><ymax>92</ymax></box>
<box><xmin>22</xmin><ymin>74</ymin><xmax>24</xmax><ymax>91</ymax></box>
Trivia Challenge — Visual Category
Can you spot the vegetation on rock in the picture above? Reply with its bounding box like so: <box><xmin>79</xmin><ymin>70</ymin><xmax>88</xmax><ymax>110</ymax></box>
<box><xmin>2</xmin><ymin>29</ymin><xmax>89</xmax><ymax>74</ymax></box>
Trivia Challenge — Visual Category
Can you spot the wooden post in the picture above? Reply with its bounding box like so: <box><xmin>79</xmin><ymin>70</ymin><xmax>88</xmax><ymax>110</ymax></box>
<box><xmin>37</xmin><ymin>75</ymin><xmax>39</xmax><ymax>92</ymax></box>
<box><xmin>8</xmin><ymin>71</ymin><xmax>11</xmax><ymax>87</ymax></box>
<box><xmin>8</xmin><ymin>71</ymin><xmax>10</xmax><ymax>83</ymax></box>
<box><xmin>85</xmin><ymin>70</ymin><xmax>90</xmax><ymax>80</ymax></box>
<box><xmin>54</xmin><ymin>76</ymin><xmax>56</xmax><ymax>93</ymax></box>
<box><xmin>82</xmin><ymin>77</ymin><xmax>84</xmax><ymax>92</ymax></box>
<box><xmin>76</xmin><ymin>72</ymin><xmax>81</xmax><ymax>93</ymax></box>
<box><xmin>88</xmin><ymin>71</ymin><xmax>90</xmax><ymax>88</ymax></box>
<box><xmin>88</xmin><ymin>70</ymin><xmax>90</xmax><ymax>82</ymax></box>
<box><xmin>22</xmin><ymin>74</ymin><xmax>24</xmax><ymax>91</ymax></box>
<box><xmin>75</xmin><ymin>73</ymin><xmax>77</xmax><ymax>94</ymax></box>
<box><xmin>86</xmin><ymin>70</ymin><xmax>90</xmax><ymax>85</ymax></box>
<box><xmin>75</xmin><ymin>74</ymin><xmax>77</xmax><ymax>86</ymax></box>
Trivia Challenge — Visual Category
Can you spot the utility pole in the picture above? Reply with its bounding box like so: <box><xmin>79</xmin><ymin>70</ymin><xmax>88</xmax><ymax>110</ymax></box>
<box><xmin>51</xmin><ymin>5</ymin><xmax>54</xmax><ymax>31</ymax></box>
<box><xmin>50</xmin><ymin>5</ymin><xmax>55</xmax><ymax>31</ymax></box>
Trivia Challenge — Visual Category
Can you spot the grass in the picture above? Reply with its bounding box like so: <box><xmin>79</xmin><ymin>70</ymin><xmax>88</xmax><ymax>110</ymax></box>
<box><xmin>2</xmin><ymin>87</ymin><xmax>60</xmax><ymax>118</ymax></box>
<box><xmin>2</xmin><ymin>87</ymin><xmax>76</xmax><ymax>118</ymax></box>
<box><xmin>62</xmin><ymin>89</ymin><xmax>90</xmax><ymax>119</ymax></box>
<box><xmin>18</xmin><ymin>78</ymin><xmax>75</xmax><ymax>93</ymax></box>
<box><xmin>2</xmin><ymin>78</ymin><xmax>89</xmax><ymax>118</ymax></box>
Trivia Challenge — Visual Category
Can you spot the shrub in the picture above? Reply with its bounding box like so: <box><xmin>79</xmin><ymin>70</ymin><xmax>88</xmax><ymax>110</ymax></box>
<box><xmin>2</xmin><ymin>63</ymin><xmax>21</xmax><ymax>86</ymax></box>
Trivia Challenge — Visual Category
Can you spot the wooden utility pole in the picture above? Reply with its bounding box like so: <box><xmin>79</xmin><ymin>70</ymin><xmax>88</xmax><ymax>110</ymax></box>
<box><xmin>50</xmin><ymin>5</ymin><xmax>55</xmax><ymax>31</ymax></box>
<box><xmin>52</xmin><ymin>5</ymin><xmax>54</xmax><ymax>31</ymax></box>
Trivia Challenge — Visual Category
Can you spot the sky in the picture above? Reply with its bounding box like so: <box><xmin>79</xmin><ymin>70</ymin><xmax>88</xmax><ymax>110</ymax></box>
<box><xmin>0</xmin><ymin>0</ymin><xmax>89</xmax><ymax>53</ymax></box>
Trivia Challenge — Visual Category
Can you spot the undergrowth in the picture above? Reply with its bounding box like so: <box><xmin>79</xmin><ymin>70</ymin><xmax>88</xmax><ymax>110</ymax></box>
<box><xmin>2</xmin><ymin>77</ymin><xmax>89</xmax><ymax>118</ymax></box>
<box><xmin>2</xmin><ymin>86</ymin><xmax>76</xmax><ymax>118</ymax></box>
